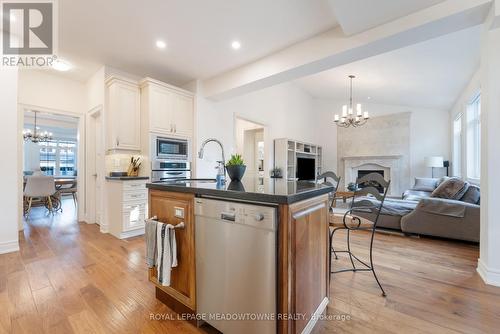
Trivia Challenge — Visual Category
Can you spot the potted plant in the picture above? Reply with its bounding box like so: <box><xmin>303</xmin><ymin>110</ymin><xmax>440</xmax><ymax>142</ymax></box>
<box><xmin>226</xmin><ymin>154</ymin><xmax>246</xmax><ymax>181</ymax></box>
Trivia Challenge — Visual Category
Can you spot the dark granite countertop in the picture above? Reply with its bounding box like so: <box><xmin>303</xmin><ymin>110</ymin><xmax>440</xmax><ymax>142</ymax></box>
<box><xmin>146</xmin><ymin>177</ymin><xmax>333</xmax><ymax>204</ymax></box>
<box><xmin>105</xmin><ymin>176</ymin><xmax>150</xmax><ymax>181</ymax></box>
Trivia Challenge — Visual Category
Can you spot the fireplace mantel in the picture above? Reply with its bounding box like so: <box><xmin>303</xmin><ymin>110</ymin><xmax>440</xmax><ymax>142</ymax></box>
<box><xmin>342</xmin><ymin>155</ymin><xmax>403</xmax><ymax>161</ymax></box>
<box><xmin>343</xmin><ymin>155</ymin><xmax>402</xmax><ymax>196</ymax></box>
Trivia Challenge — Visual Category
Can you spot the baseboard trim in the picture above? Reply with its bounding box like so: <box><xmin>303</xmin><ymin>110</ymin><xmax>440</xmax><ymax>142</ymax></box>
<box><xmin>99</xmin><ymin>224</ymin><xmax>109</xmax><ymax>233</ymax></box>
<box><xmin>301</xmin><ymin>297</ymin><xmax>329</xmax><ymax>334</ymax></box>
<box><xmin>0</xmin><ymin>240</ymin><xmax>20</xmax><ymax>254</ymax></box>
<box><xmin>119</xmin><ymin>228</ymin><xmax>145</xmax><ymax>239</ymax></box>
<box><xmin>477</xmin><ymin>259</ymin><xmax>500</xmax><ymax>287</ymax></box>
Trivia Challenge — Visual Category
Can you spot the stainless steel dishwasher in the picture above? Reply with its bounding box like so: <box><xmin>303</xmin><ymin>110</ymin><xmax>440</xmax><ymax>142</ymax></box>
<box><xmin>195</xmin><ymin>197</ymin><xmax>277</xmax><ymax>334</ymax></box>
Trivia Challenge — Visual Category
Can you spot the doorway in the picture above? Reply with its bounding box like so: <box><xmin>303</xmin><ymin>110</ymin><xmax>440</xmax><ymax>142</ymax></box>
<box><xmin>22</xmin><ymin>108</ymin><xmax>81</xmax><ymax>223</ymax></box>
<box><xmin>234</xmin><ymin>117</ymin><xmax>266</xmax><ymax>191</ymax></box>
<box><xmin>86</xmin><ymin>107</ymin><xmax>104</xmax><ymax>229</ymax></box>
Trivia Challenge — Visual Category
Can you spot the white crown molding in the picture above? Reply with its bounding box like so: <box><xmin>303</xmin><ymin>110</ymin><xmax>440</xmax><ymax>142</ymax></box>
<box><xmin>477</xmin><ymin>259</ymin><xmax>500</xmax><ymax>287</ymax></box>
<box><xmin>0</xmin><ymin>240</ymin><xmax>20</xmax><ymax>255</ymax></box>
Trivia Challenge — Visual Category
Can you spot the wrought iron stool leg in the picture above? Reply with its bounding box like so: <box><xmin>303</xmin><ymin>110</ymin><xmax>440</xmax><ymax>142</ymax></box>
<box><xmin>346</xmin><ymin>229</ymin><xmax>356</xmax><ymax>271</ymax></box>
<box><xmin>369</xmin><ymin>229</ymin><xmax>386</xmax><ymax>297</ymax></box>
<box><xmin>330</xmin><ymin>230</ymin><xmax>339</xmax><ymax>260</ymax></box>
<box><xmin>329</xmin><ymin>229</ymin><xmax>339</xmax><ymax>274</ymax></box>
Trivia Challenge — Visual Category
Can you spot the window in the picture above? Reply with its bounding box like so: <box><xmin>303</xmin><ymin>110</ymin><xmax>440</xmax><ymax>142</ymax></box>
<box><xmin>39</xmin><ymin>140</ymin><xmax>77</xmax><ymax>176</ymax></box>
<box><xmin>452</xmin><ymin>114</ymin><xmax>463</xmax><ymax>177</ymax></box>
<box><xmin>58</xmin><ymin>141</ymin><xmax>76</xmax><ymax>175</ymax></box>
<box><xmin>466</xmin><ymin>94</ymin><xmax>481</xmax><ymax>180</ymax></box>
<box><xmin>39</xmin><ymin>141</ymin><xmax>57</xmax><ymax>175</ymax></box>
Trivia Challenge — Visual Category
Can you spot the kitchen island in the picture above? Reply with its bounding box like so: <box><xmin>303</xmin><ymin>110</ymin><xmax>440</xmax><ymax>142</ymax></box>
<box><xmin>146</xmin><ymin>177</ymin><xmax>333</xmax><ymax>334</ymax></box>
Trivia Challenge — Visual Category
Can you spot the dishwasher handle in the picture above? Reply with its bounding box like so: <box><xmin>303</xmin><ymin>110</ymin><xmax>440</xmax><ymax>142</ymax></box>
<box><xmin>220</xmin><ymin>212</ymin><xmax>236</xmax><ymax>222</ymax></box>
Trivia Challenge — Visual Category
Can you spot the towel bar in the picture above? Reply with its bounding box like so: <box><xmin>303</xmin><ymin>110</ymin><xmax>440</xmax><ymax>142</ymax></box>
<box><xmin>148</xmin><ymin>216</ymin><xmax>185</xmax><ymax>229</ymax></box>
<box><xmin>173</xmin><ymin>222</ymin><xmax>185</xmax><ymax>229</ymax></box>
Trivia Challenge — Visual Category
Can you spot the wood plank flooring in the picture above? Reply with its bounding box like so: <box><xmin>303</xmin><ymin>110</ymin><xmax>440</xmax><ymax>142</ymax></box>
<box><xmin>1</xmin><ymin>200</ymin><xmax>499</xmax><ymax>333</ymax></box>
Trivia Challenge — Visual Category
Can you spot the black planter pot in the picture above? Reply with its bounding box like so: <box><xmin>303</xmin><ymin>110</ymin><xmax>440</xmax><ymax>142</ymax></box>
<box><xmin>226</xmin><ymin>165</ymin><xmax>246</xmax><ymax>181</ymax></box>
<box><xmin>227</xmin><ymin>180</ymin><xmax>246</xmax><ymax>192</ymax></box>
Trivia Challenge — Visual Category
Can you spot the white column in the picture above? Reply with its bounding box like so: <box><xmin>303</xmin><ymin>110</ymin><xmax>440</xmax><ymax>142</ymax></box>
<box><xmin>477</xmin><ymin>3</ymin><xmax>500</xmax><ymax>286</ymax></box>
<box><xmin>0</xmin><ymin>63</ymin><xmax>20</xmax><ymax>254</ymax></box>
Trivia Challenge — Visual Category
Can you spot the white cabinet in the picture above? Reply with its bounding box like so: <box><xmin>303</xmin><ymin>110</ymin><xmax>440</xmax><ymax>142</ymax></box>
<box><xmin>106</xmin><ymin>178</ymin><xmax>148</xmax><ymax>239</ymax></box>
<box><xmin>140</xmin><ymin>78</ymin><xmax>194</xmax><ymax>138</ymax></box>
<box><xmin>105</xmin><ymin>76</ymin><xmax>141</xmax><ymax>151</ymax></box>
<box><xmin>173</xmin><ymin>93</ymin><xmax>194</xmax><ymax>137</ymax></box>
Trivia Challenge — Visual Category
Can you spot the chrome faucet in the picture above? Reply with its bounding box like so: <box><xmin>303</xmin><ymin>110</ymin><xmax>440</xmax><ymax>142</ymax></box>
<box><xmin>198</xmin><ymin>138</ymin><xmax>226</xmax><ymax>183</ymax></box>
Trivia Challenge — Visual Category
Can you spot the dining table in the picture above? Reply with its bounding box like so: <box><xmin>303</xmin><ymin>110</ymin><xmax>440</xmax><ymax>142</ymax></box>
<box><xmin>23</xmin><ymin>177</ymin><xmax>77</xmax><ymax>214</ymax></box>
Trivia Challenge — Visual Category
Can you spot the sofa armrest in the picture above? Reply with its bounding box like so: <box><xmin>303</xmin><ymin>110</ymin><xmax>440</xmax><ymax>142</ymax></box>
<box><xmin>417</xmin><ymin>197</ymin><xmax>479</xmax><ymax>218</ymax></box>
<box><xmin>401</xmin><ymin>198</ymin><xmax>480</xmax><ymax>242</ymax></box>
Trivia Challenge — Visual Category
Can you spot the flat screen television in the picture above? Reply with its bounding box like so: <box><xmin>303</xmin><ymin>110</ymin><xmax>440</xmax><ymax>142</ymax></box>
<box><xmin>296</xmin><ymin>157</ymin><xmax>315</xmax><ymax>180</ymax></box>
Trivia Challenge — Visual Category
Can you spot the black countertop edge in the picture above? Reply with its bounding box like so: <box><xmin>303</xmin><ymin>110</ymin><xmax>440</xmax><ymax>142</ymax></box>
<box><xmin>105</xmin><ymin>176</ymin><xmax>150</xmax><ymax>181</ymax></box>
<box><xmin>145</xmin><ymin>183</ymin><xmax>333</xmax><ymax>205</ymax></box>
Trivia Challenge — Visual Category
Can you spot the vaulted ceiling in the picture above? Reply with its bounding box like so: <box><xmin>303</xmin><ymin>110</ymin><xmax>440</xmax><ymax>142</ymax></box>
<box><xmin>293</xmin><ymin>26</ymin><xmax>480</xmax><ymax>110</ymax></box>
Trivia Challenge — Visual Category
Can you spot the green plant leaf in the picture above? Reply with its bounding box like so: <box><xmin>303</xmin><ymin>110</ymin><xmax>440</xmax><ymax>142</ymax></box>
<box><xmin>226</xmin><ymin>154</ymin><xmax>245</xmax><ymax>166</ymax></box>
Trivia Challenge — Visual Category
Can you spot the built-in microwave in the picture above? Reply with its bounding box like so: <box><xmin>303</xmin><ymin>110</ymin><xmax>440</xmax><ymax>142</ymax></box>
<box><xmin>152</xmin><ymin>136</ymin><xmax>189</xmax><ymax>160</ymax></box>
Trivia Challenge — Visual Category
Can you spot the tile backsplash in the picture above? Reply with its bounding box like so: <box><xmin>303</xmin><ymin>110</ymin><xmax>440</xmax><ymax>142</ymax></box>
<box><xmin>105</xmin><ymin>154</ymin><xmax>149</xmax><ymax>177</ymax></box>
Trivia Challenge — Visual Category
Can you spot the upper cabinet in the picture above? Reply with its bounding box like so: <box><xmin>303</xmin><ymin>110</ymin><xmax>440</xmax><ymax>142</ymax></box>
<box><xmin>140</xmin><ymin>78</ymin><xmax>194</xmax><ymax>138</ymax></box>
<box><xmin>105</xmin><ymin>76</ymin><xmax>141</xmax><ymax>151</ymax></box>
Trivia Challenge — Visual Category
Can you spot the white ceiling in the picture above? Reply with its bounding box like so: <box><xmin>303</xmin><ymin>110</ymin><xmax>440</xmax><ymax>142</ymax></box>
<box><xmin>294</xmin><ymin>26</ymin><xmax>481</xmax><ymax>110</ymax></box>
<box><xmin>330</xmin><ymin>0</ymin><xmax>446</xmax><ymax>35</ymax></box>
<box><xmin>57</xmin><ymin>0</ymin><xmax>337</xmax><ymax>83</ymax></box>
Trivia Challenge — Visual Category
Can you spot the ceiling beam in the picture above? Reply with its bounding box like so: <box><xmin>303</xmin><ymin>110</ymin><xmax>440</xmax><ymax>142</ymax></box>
<box><xmin>201</xmin><ymin>0</ymin><xmax>491</xmax><ymax>101</ymax></box>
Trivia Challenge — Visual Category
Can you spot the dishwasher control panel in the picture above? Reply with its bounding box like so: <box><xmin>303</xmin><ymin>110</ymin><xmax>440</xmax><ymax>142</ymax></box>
<box><xmin>195</xmin><ymin>198</ymin><xmax>276</xmax><ymax>231</ymax></box>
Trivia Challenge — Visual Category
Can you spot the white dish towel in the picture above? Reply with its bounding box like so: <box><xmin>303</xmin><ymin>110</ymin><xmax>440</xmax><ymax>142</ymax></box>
<box><xmin>156</xmin><ymin>222</ymin><xmax>178</xmax><ymax>286</ymax></box>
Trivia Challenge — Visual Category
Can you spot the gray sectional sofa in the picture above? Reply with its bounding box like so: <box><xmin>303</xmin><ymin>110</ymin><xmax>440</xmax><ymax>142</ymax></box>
<box><xmin>356</xmin><ymin>177</ymin><xmax>480</xmax><ymax>242</ymax></box>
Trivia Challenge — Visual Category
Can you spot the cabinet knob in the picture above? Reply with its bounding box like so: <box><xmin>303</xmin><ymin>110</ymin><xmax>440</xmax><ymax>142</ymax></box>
<box><xmin>254</xmin><ymin>213</ymin><xmax>264</xmax><ymax>221</ymax></box>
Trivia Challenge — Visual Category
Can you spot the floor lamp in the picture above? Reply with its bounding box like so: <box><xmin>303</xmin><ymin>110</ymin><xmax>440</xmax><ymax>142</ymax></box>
<box><xmin>425</xmin><ymin>156</ymin><xmax>444</xmax><ymax>178</ymax></box>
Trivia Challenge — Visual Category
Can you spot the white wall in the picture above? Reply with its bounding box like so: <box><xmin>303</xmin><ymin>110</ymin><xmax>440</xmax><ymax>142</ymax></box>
<box><xmin>18</xmin><ymin>70</ymin><xmax>86</xmax><ymax>114</ymax></box>
<box><xmin>195</xmin><ymin>82</ymin><xmax>319</xmax><ymax>178</ymax></box>
<box><xmin>0</xmin><ymin>66</ymin><xmax>20</xmax><ymax>254</ymax></box>
<box><xmin>314</xmin><ymin>99</ymin><xmax>451</xmax><ymax>185</ymax></box>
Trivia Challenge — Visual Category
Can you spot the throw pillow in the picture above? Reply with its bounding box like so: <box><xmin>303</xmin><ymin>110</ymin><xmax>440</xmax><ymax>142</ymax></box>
<box><xmin>431</xmin><ymin>177</ymin><xmax>468</xmax><ymax>199</ymax></box>
<box><xmin>460</xmin><ymin>185</ymin><xmax>481</xmax><ymax>204</ymax></box>
<box><xmin>437</xmin><ymin>176</ymin><xmax>450</xmax><ymax>186</ymax></box>
<box><xmin>412</xmin><ymin>177</ymin><xmax>439</xmax><ymax>192</ymax></box>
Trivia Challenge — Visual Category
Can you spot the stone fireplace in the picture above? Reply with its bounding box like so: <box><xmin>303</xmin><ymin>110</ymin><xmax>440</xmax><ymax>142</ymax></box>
<box><xmin>342</xmin><ymin>155</ymin><xmax>402</xmax><ymax>196</ymax></box>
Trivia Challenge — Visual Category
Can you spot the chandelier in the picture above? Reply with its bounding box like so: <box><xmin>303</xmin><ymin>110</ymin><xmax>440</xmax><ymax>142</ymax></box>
<box><xmin>333</xmin><ymin>75</ymin><xmax>369</xmax><ymax>128</ymax></box>
<box><xmin>23</xmin><ymin>111</ymin><xmax>53</xmax><ymax>143</ymax></box>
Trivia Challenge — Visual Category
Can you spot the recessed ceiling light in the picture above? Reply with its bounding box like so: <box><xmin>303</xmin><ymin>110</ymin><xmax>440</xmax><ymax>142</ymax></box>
<box><xmin>52</xmin><ymin>59</ymin><xmax>72</xmax><ymax>72</ymax></box>
<box><xmin>367</xmin><ymin>96</ymin><xmax>372</xmax><ymax>100</ymax></box>
<box><xmin>156</xmin><ymin>40</ymin><xmax>167</xmax><ymax>49</ymax></box>
<box><xmin>231</xmin><ymin>41</ymin><xmax>241</xmax><ymax>50</ymax></box>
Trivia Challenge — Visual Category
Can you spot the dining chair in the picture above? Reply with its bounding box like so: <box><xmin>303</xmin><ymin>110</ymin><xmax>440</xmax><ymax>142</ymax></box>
<box><xmin>57</xmin><ymin>180</ymin><xmax>78</xmax><ymax>206</ymax></box>
<box><xmin>329</xmin><ymin>172</ymin><xmax>390</xmax><ymax>296</ymax></box>
<box><xmin>316</xmin><ymin>171</ymin><xmax>341</xmax><ymax>213</ymax></box>
<box><xmin>24</xmin><ymin>175</ymin><xmax>57</xmax><ymax>216</ymax></box>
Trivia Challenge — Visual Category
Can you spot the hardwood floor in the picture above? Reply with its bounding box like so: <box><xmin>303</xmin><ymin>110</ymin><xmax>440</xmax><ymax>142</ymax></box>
<box><xmin>313</xmin><ymin>215</ymin><xmax>500</xmax><ymax>334</ymax></box>
<box><xmin>1</xmin><ymin>201</ymin><xmax>499</xmax><ymax>333</ymax></box>
<box><xmin>0</xmin><ymin>200</ymin><xmax>210</xmax><ymax>334</ymax></box>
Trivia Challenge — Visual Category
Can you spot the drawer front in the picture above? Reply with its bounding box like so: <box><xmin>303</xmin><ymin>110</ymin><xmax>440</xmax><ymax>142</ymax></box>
<box><xmin>123</xmin><ymin>202</ymin><xmax>147</xmax><ymax>231</ymax></box>
<box><xmin>123</xmin><ymin>190</ymin><xmax>148</xmax><ymax>202</ymax></box>
<box><xmin>123</xmin><ymin>181</ymin><xmax>147</xmax><ymax>192</ymax></box>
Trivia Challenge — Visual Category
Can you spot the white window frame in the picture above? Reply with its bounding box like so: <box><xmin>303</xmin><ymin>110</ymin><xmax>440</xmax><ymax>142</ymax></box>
<box><xmin>466</xmin><ymin>92</ymin><xmax>481</xmax><ymax>184</ymax></box>
<box><xmin>452</xmin><ymin>113</ymin><xmax>463</xmax><ymax>178</ymax></box>
<box><xmin>39</xmin><ymin>139</ymin><xmax>78</xmax><ymax>176</ymax></box>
